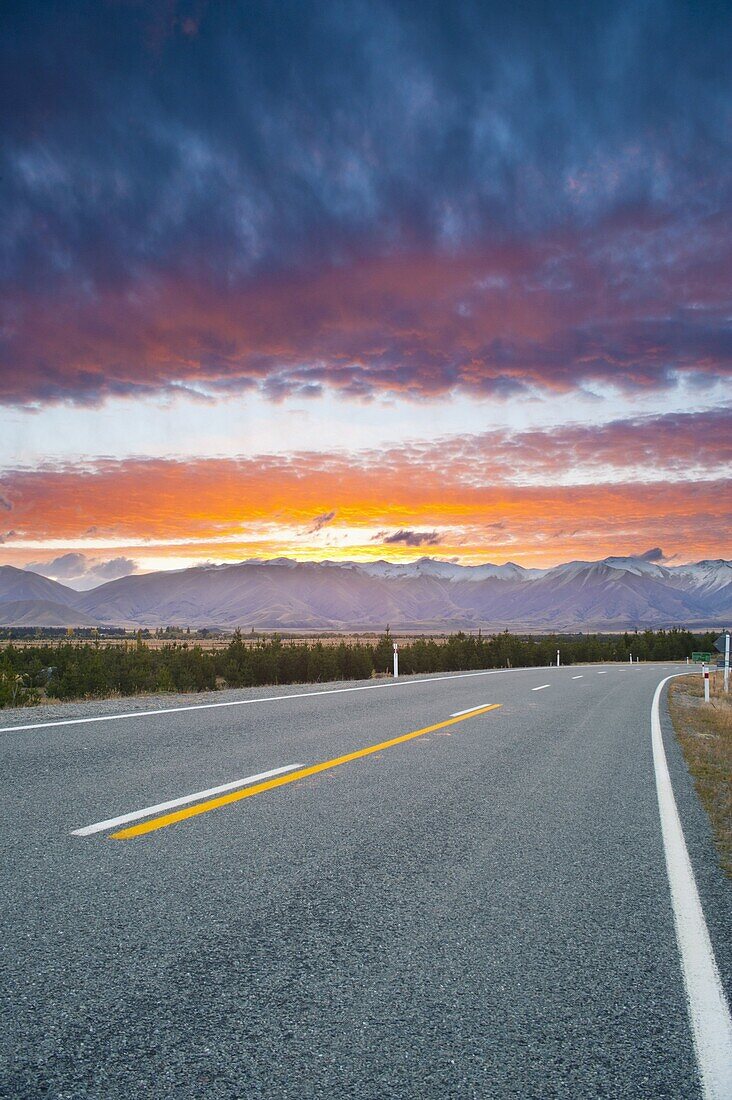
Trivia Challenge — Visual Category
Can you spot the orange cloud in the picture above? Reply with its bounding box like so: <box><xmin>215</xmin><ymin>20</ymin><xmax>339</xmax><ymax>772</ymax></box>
<box><xmin>1</xmin><ymin>410</ymin><xmax>729</xmax><ymax>568</ymax></box>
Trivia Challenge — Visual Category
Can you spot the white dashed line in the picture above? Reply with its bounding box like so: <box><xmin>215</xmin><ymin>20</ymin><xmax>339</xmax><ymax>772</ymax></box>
<box><xmin>531</xmin><ymin>684</ymin><xmax>550</xmax><ymax>691</ymax></box>
<box><xmin>450</xmin><ymin>704</ymin><xmax>495</xmax><ymax>717</ymax></box>
<box><xmin>0</xmin><ymin>666</ymin><xmax>540</xmax><ymax>734</ymax></box>
<box><xmin>1</xmin><ymin>662</ymin><xmax>673</xmax><ymax>736</ymax></box>
<box><xmin>71</xmin><ymin>764</ymin><xmax>302</xmax><ymax>837</ymax></box>
<box><xmin>572</xmin><ymin>675</ymin><xmax>583</xmax><ymax>679</ymax></box>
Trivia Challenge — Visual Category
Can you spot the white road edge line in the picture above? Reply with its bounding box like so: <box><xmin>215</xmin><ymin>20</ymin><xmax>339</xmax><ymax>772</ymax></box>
<box><xmin>71</xmin><ymin>764</ymin><xmax>302</xmax><ymax>837</ymax></box>
<box><xmin>0</xmin><ymin>661</ymin><xmax>677</xmax><ymax>735</ymax></box>
<box><xmin>531</xmin><ymin>684</ymin><xmax>550</xmax><ymax>691</ymax></box>
<box><xmin>597</xmin><ymin>671</ymin><xmax>608</xmax><ymax>675</ymax></box>
<box><xmin>651</xmin><ymin>675</ymin><xmax>732</xmax><ymax>1099</ymax></box>
<box><xmin>449</xmin><ymin>704</ymin><xmax>494</xmax><ymax>717</ymax></box>
<box><xmin>572</xmin><ymin>675</ymin><xmax>583</xmax><ymax>679</ymax></box>
<box><xmin>0</xmin><ymin>666</ymin><xmax>544</xmax><ymax>734</ymax></box>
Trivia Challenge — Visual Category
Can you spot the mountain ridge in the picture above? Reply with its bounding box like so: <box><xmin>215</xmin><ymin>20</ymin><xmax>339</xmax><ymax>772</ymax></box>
<box><xmin>0</xmin><ymin>555</ymin><xmax>729</xmax><ymax>631</ymax></box>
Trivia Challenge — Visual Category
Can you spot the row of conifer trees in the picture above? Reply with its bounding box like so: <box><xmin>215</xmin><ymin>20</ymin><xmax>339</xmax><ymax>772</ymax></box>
<box><xmin>0</xmin><ymin>626</ymin><xmax>715</xmax><ymax>707</ymax></box>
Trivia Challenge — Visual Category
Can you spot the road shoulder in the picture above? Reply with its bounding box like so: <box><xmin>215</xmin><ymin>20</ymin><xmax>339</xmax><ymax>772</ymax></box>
<box><xmin>661</xmin><ymin>681</ymin><xmax>732</xmax><ymax>1005</ymax></box>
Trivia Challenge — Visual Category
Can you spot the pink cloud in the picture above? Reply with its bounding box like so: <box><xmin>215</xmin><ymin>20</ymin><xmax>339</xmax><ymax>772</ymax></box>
<box><xmin>2</xmin><ymin>214</ymin><xmax>730</xmax><ymax>408</ymax></box>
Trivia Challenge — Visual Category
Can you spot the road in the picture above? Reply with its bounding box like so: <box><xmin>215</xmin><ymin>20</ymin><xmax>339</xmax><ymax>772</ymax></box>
<box><xmin>1</xmin><ymin>663</ymin><xmax>730</xmax><ymax>1099</ymax></box>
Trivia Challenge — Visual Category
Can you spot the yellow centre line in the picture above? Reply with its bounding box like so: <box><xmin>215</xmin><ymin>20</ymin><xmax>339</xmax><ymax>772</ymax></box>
<box><xmin>111</xmin><ymin>703</ymin><xmax>502</xmax><ymax>839</ymax></box>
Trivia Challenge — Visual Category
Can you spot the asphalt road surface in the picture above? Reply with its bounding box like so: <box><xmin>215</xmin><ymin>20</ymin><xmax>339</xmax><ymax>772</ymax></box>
<box><xmin>1</xmin><ymin>663</ymin><xmax>731</xmax><ymax>1099</ymax></box>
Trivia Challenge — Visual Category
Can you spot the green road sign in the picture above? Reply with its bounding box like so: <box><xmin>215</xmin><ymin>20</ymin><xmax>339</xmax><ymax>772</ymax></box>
<box><xmin>691</xmin><ymin>652</ymin><xmax>712</xmax><ymax>663</ymax></box>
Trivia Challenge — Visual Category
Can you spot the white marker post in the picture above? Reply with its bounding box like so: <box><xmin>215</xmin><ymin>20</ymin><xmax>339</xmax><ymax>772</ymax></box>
<box><xmin>393</xmin><ymin>642</ymin><xmax>399</xmax><ymax>679</ymax></box>
<box><xmin>629</xmin><ymin>653</ymin><xmax>633</xmax><ymax>664</ymax></box>
<box><xmin>556</xmin><ymin>649</ymin><xmax>560</xmax><ymax>667</ymax></box>
<box><xmin>703</xmin><ymin>663</ymin><xmax>710</xmax><ymax>704</ymax></box>
<box><xmin>713</xmin><ymin>631</ymin><xmax>730</xmax><ymax>695</ymax></box>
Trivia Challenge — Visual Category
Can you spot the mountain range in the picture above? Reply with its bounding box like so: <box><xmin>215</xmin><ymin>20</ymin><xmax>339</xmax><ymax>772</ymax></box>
<box><xmin>0</xmin><ymin>554</ymin><xmax>730</xmax><ymax>632</ymax></box>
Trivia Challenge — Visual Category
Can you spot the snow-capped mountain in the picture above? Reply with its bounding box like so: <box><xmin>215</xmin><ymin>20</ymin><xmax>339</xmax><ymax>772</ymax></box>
<box><xmin>665</xmin><ymin>559</ymin><xmax>732</xmax><ymax>595</ymax></box>
<box><xmin>327</xmin><ymin>557</ymin><xmax>544</xmax><ymax>582</ymax></box>
<box><xmin>1</xmin><ymin>553</ymin><xmax>729</xmax><ymax>630</ymax></box>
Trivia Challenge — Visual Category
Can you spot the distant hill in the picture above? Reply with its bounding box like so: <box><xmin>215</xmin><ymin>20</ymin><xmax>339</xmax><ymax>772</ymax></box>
<box><xmin>2</xmin><ymin>555</ymin><xmax>729</xmax><ymax>631</ymax></box>
<box><xmin>0</xmin><ymin>565</ymin><xmax>79</xmax><ymax>607</ymax></box>
<box><xmin>0</xmin><ymin>598</ymin><xmax>101</xmax><ymax>628</ymax></box>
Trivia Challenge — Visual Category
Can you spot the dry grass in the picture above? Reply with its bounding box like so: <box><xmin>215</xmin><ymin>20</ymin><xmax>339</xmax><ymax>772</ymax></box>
<box><xmin>668</xmin><ymin>671</ymin><xmax>732</xmax><ymax>878</ymax></box>
<box><xmin>3</xmin><ymin>632</ymin><xmax>430</xmax><ymax>651</ymax></box>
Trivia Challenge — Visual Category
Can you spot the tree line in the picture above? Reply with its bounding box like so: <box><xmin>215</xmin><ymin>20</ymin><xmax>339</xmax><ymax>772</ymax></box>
<box><xmin>0</xmin><ymin>627</ymin><xmax>717</xmax><ymax>708</ymax></box>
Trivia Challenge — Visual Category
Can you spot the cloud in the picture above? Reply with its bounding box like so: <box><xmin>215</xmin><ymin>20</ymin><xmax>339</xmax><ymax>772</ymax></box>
<box><xmin>2</xmin><ymin>237</ymin><xmax>731</xmax><ymax>408</ymax></box>
<box><xmin>0</xmin><ymin>495</ymin><xmax>12</xmax><ymax>511</ymax></box>
<box><xmin>449</xmin><ymin>407</ymin><xmax>732</xmax><ymax>479</ymax></box>
<box><xmin>1</xmin><ymin>3</ymin><xmax>730</xmax><ymax>408</ymax></box>
<box><xmin>26</xmin><ymin>552</ymin><xmax>88</xmax><ymax>579</ymax></box>
<box><xmin>307</xmin><ymin>510</ymin><xmax>336</xmax><ymax>534</ymax></box>
<box><xmin>89</xmin><ymin>556</ymin><xmax>139</xmax><ymax>581</ymax></box>
<box><xmin>639</xmin><ymin>548</ymin><xmax>665</xmax><ymax>562</ymax></box>
<box><xmin>379</xmin><ymin>530</ymin><xmax>441</xmax><ymax>547</ymax></box>
<box><xmin>25</xmin><ymin>553</ymin><xmax>138</xmax><ymax>590</ymax></box>
<box><xmin>0</xmin><ymin>407</ymin><xmax>728</xmax><ymax>565</ymax></box>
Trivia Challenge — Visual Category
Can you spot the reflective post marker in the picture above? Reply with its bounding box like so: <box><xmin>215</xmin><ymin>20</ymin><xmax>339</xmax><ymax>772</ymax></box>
<box><xmin>703</xmin><ymin>663</ymin><xmax>710</xmax><ymax>703</ymax></box>
<box><xmin>393</xmin><ymin>642</ymin><xmax>399</xmax><ymax>679</ymax></box>
<box><xmin>713</xmin><ymin>631</ymin><xmax>730</xmax><ymax>694</ymax></box>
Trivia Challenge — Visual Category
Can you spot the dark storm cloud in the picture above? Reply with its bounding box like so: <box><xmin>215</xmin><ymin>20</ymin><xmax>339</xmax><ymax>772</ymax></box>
<box><xmin>307</xmin><ymin>511</ymin><xmax>337</xmax><ymax>534</ymax></box>
<box><xmin>1</xmin><ymin>0</ymin><xmax>731</xmax><ymax>405</ymax></box>
<box><xmin>380</xmin><ymin>530</ymin><xmax>441</xmax><ymax>547</ymax></box>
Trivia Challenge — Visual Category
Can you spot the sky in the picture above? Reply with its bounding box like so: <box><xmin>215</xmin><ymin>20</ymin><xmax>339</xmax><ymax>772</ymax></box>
<box><xmin>1</xmin><ymin>0</ymin><xmax>730</xmax><ymax>588</ymax></box>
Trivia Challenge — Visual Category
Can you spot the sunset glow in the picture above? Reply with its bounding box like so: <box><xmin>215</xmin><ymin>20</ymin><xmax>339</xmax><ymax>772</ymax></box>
<box><xmin>1</xmin><ymin>2</ymin><xmax>730</xmax><ymax>584</ymax></box>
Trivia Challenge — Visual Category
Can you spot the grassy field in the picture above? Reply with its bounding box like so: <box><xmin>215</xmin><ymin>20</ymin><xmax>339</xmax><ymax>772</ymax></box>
<box><xmin>0</xmin><ymin>631</ymin><xmax>436</xmax><ymax>651</ymax></box>
<box><xmin>668</xmin><ymin>671</ymin><xmax>732</xmax><ymax>878</ymax></box>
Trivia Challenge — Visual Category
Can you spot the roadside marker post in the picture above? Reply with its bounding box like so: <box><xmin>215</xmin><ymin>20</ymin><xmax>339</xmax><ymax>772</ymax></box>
<box><xmin>703</xmin><ymin>663</ymin><xmax>710</xmax><ymax>704</ymax></box>
<box><xmin>393</xmin><ymin>642</ymin><xmax>399</xmax><ymax>679</ymax></box>
<box><xmin>556</xmin><ymin>649</ymin><xmax>560</xmax><ymax>667</ymax></box>
<box><xmin>714</xmin><ymin>632</ymin><xmax>730</xmax><ymax>695</ymax></box>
